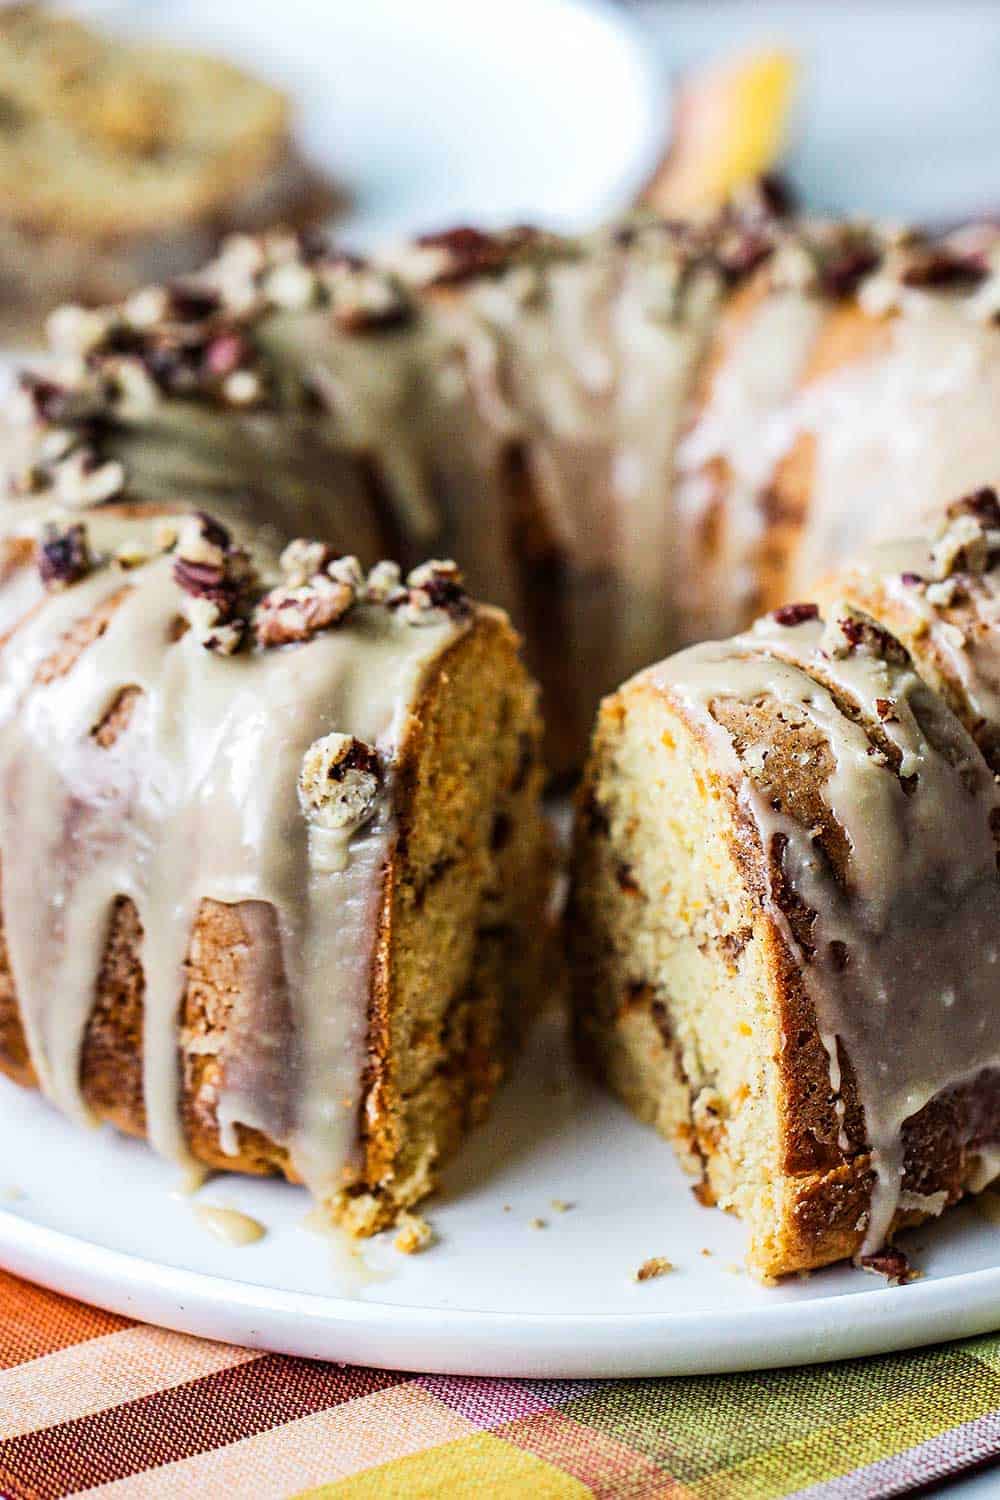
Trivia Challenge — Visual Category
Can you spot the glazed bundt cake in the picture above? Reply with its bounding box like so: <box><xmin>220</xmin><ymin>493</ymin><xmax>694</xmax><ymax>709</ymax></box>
<box><xmin>9</xmin><ymin>202</ymin><xmax>1000</xmax><ymax>771</ymax></box>
<box><xmin>0</xmin><ymin>5</ymin><xmax>325</xmax><ymax>326</ymax></box>
<box><xmin>0</xmin><ymin>505</ymin><xmax>550</xmax><ymax>1235</ymax></box>
<box><xmin>570</xmin><ymin>493</ymin><xmax>1000</xmax><ymax>1279</ymax></box>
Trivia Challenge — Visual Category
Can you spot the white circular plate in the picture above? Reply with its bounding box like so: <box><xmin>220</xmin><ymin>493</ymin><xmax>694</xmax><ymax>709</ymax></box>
<box><xmin>3</xmin><ymin>1011</ymin><xmax>1000</xmax><ymax>1379</ymax></box>
<box><xmin>80</xmin><ymin>0</ymin><xmax>669</xmax><ymax>247</ymax></box>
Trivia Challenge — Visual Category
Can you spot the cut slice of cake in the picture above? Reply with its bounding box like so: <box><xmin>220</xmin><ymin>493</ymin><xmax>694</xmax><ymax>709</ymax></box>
<box><xmin>0</xmin><ymin>6</ymin><xmax>327</xmax><ymax>324</ymax></box>
<box><xmin>570</xmin><ymin>502</ymin><xmax>1000</xmax><ymax>1277</ymax></box>
<box><xmin>0</xmin><ymin>506</ymin><xmax>551</xmax><ymax>1235</ymax></box>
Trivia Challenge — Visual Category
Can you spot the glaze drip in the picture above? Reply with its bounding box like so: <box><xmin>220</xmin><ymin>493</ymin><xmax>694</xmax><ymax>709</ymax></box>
<box><xmin>650</xmin><ymin>610</ymin><xmax>1000</xmax><ymax>1254</ymax></box>
<box><xmin>0</xmin><ymin>513</ymin><xmax>465</xmax><ymax>1198</ymax></box>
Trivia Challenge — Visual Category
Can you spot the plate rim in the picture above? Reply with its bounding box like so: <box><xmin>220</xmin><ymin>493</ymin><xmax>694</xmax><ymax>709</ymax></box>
<box><xmin>4</xmin><ymin>1206</ymin><xmax>1000</xmax><ymax>1379</ymax></box>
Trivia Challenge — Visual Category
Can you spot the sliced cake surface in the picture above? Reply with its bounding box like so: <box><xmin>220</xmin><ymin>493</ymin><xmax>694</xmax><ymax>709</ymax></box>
<box><xmin>0</xmin><ymin>506</ymin><xmax>551</xmax><ymax>1234</ymax></box>
<box><xmin>571</xmin><ymin>495</ymin><xmax>1000</xmax><ymax>1278</ymax></box>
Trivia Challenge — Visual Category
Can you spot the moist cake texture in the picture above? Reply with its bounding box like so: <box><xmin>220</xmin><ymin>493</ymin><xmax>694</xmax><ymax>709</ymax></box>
<box><xmin>571</xmin><ymin>493</ymin><xmax>1000</xmax><ymax>1277</ymax></box>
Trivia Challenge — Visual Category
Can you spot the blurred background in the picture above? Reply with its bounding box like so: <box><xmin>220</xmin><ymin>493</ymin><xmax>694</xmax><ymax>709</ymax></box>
<box><xmin>4</xmin><ymin>0</ymin><xmax>1000</xmax><ymax>334</ymax></box>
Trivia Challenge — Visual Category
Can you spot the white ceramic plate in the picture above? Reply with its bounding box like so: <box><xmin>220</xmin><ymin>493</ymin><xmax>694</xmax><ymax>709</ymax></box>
<box><xmin>4</xmin><ymin>1010</ymin><xmax>1000</xmax><ymax>1380</ymax></box>
<box><xmin>76</xmin><ymin>0</ymin><xmax>670</xmax><ymax>247</ymax></box>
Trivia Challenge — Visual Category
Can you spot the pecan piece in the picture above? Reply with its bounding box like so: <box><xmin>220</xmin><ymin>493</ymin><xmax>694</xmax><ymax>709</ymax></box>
<box><xmin>298</xmin><ymin>732</ymin><xmax>382</xmax><ymax>832</ymax></box>
<box><xmin>823</xmin><ymin>609</ymin><xmax>908</xmax><ymax>664</ymax></box>
<box><xmin>392</xmin><ymin>558</ymin><xmax>470</xmax><ymax>624</ymax></box>
<box><xmin>38</xmin><ymin>522</ymin><xmax>92</xmax><ymax>590</ymax></box>
<box><xmin>172</xmin><ymin>512</ymin><xmax>255</xmax><ymax>621</ymax></box>
<box><xmin>771</xmin><ymin>601</ymin><xmax>819</xmax><ymax>627</ymax></box>
<box><xmin>860</xmin><ymin>1246</ymin><xmax>919</xmax><ymax>1284</ymax></box>
<box><xmin>254</xmin><ymin>573</ymin><xmax>355</xmax><ymax>647</ymax></box>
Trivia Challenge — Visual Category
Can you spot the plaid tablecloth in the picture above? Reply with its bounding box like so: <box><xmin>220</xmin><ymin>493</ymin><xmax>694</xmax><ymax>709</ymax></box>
<box><xmin>2</xmin><ymin>1270</ymin><xmax>1000</xmax><ymax>1498</ymax></box>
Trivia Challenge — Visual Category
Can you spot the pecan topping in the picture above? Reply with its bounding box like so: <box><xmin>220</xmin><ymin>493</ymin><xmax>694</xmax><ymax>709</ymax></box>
<box><xmin>860</xmin><ymin>1246</ymin><xmax>919</xmax><ymax>1284</ymax></box>
<box><xmin>391</xmin><ymin>559</ymin><xmax>470</xmax><ymax>625</ymax></box>
<box><xmin>900</xmin><ymin>249</ymin><xmax>987</xmax><ymax>290</ymax></box>
<box><xmin>19</xmin><ymin>373</ymin><xmax>70</xmax><ymax>424</ymax></box>
<box><xmin>874</xmin><ymin>698</ymin><xmax>898</xmax><ymax>722</ymax></box>
<box><xmin>172</xmin><ymin>512</ymin><xmax>255</xmax><ymax>627</ymax></box>
<box><xmin>298</xmin><ymin>732</ymin><xmax>382</xmax><ymax>832</ymax></box>
<box><xmin>278</xmin><ymin>537</ymin><xmax>335</xmax><ymax>588</ymax></box>
<box><xmin>328</xmin><ymin>267</ymin><xmax>412</xmax><ymax>334</ymax></box>
<box><xmin>362</xmin><ymin>559</ymin><xmax>403</xmax><ymax>604</ymax></box>
<box><xmin>38</xmin><ymin>522</ymin><xmax>92</xmax><ymax>590</ymax></box>
<box><xmin>946</xmin><ymin>486</ymin><xmax>1000</xmax><ymax>530</ymax></box>
<box><xmin>929</xmin><ymin>498</ymin><xmax>1000</xmax><ymax>580</ymax></box>
<box><xmin>253</xmin><ymin>573</ymin><xmax>355</xmax><ymax>647</ymax></box>
<box><xmin>819</xmin><ymin>245</ymin><xmax>881</xmax><ymax>299</ymax></box>
<box><xmin>413</xmin><ymin>226</ymin><xmax>521</xmax><ymax>285</ymax></box>
<box><xmin>771</xmin><ymin>601</ymin><xmax>819</xmax><ymax>627</ymax></box>
<box><xmin>823</xmin><ymin>609</ymin><xmax>908</xmax><ymax>664</ymax></box>
<box><xmin>165</xmin><ymin>281</ymin><xmax>221</xmax><ymax>322</ymax></box>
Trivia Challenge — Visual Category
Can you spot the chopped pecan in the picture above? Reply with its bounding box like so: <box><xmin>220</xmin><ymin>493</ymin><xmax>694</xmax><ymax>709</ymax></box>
<box><xmin>298</xmin><ymin>732</ymin><xmax>382</xmax><ymax>832</ymax></box>
<box><xmin>278</xmin><ymin>537</ymin><xmax>335</xmax><ymax>588</ymax></box>
<box><xmin>254</xmin><ymin>573</ymin><xmax>355</xmax><ymax>646</ymax></box>
<box><xmin>900</xmin><ymin>249</ymin><xmax>987</xmax><ymax>289</ymax></box>
<box><xmin>946</xmin><ymin>485</ymin><xmax>1000</xmax><ymax>530</ymax></box>
<box><xmin>823</xmin><ymin>609</ymin><xmax>908</xmax><ymax>664</ymax></box>
<box><xmin>819</xmin><ymin>246</ymin><xmax>881</xmax><ymax>299</ymax></box>
<box><xmin>859</xmin><ymin>1246</ymin><xmax>919</xmax><ymax>1284</ymax></box>
<box><xmin>38</xmin><ymin>522</ymin><xmax>92</xmax><ymax>590</ymax></box>
<box><xmin>172</xmin><ymin>512</ymin><xmax>254</xmax><ymax>620</ymax></box>
<box><xmin>771</xmin><ymin>601</ymin><xmax>819</xmax><ymax>627</ymax></box>
<box><xmin>930</xmin><ymin>509</ymin><xmax>993</xmax><ymax>579</ymax></box>
<box><xmin>412</xmin><ymin>226</ymin><xmax>523</xmax><ymax>285</ymax></box>
<box><xmin>165</xmin><ymin>281</ymin><xmax>221</xmax><ymax>322</ymax></box>
<box><xmin>328</xmin><ymin>268</ymin><xmax>412</xmax><ymax>334</ymax></box>
<box><xmin>362</xmin><ymin>559</ymin><xmax>403</xmax><ymax>604</ymax></box>
<box><xmin>392</xmin><ymin>558</ymin><xmax>470</xmax><ymax>625</ymax></box>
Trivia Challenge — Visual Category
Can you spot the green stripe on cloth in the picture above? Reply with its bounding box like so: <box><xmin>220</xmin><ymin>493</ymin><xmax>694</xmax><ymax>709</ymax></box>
<box><xmin>553</xmin><ymin>1345</ymin><xmax>1000</xmax><ymax>1483</ymax></box>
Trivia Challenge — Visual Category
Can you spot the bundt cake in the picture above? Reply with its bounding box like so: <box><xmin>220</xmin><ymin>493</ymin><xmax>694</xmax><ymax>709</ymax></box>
<box><xmin>570</xmin><ymin>492</ymin><xmax>1000</xmax><ymax>1279</ymax></box>
<box><xmin>0</xmin><ymin>505</ymin><xmax>550</xmax><ymax>1236</ymax></box>
<box><xmin>0</xmin><ymin>5</ymin><xmax>325</xmax><ymax>327</ymax></box>
<box><xmin>9</xmin><ymin>202</ymin><xmax>1000</xmax><ymax>771</ymax></box>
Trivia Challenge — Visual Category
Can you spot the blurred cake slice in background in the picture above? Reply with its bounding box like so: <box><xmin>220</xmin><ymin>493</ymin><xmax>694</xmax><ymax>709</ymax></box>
<box><xmin>0</xmin><ymin>4</ymin><xmax>332</xmax><ymax>333</ymax></box>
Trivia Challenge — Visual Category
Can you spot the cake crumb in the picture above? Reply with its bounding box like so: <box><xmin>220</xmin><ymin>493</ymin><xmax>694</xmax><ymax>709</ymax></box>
<box><xmin>394</xmin><ymin>1211</ymin><xmax>434</xmax><ymax>1255</ymax></box>
<box><xmin>502</xmin><ymin>1204</ymin><xmax>511</xmax><ymax>1213</ymax></box>
<box><xmin>724</xmin><ymin>1262</ymin><xmax>744</xmax><ymax>1276</ymax></box>
<box><xmin>550</xmin><ymin>1199</ymin><xmax>573</xmax><ymax>1213</ymax></box>
<box><xmin>633</xmin><ymin>1256</ymin><xmax>674</xmax><ymax>1282</ymax></box>
<box><xmin>529</xmin><ymin>1217</ymin><xmax>547</xmax><ymax>1230</ymax></box>
<box><xmin>700</xmin><ymin>1247</ymin><xmax>712</xmax><ymax>1257</ymax></box>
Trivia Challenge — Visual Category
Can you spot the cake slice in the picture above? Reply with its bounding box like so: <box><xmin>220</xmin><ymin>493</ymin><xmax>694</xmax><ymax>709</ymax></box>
<box><xmin>0</xmin><ymin>5</ymin><xmax>326</xmax><ymax>325</ymax></box>
<box><xmin>570</xmin><ymin>510</ymin><xmax>1000</xmax><ymax>1277</ymax></box>
<box><xmin>0</xmin><ymin>506</ymin><xmax>551</xmax><ymax>1235</ymax></box>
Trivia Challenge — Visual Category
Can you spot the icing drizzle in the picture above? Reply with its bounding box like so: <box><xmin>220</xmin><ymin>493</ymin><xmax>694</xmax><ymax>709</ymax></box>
<box><xmin>650</xmin><ymin>607</ymin><xmax>1000</xmax><ymax>1255</ymax></box>
<box><xmin>0</xmin><ymin>513</ymin><xmax>466</xmax><ymax>1200</ymax></box>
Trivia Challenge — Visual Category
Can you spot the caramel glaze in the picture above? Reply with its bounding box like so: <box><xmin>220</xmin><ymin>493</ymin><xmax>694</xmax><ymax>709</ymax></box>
<box><xmin>0</xmin><ymin>509</ymin><xmax>466</xmax><ymax>1205</ymax></box>
<box><xmin>14</xmin><ymin>213</ymin><xmax>1000</xmax><ymax>769</ymax></box>
<box><xmin>650</xmin><ymin>606</ymin><xmax>1000</xmax><ymax>1255</ymax></box>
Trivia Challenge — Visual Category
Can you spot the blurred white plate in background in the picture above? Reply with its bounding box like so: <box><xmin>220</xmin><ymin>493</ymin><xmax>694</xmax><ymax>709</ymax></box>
<box><xmin>75</xmin><ymin>0</ymin><xmax>669</xmax><ymax>247</ymax></box>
